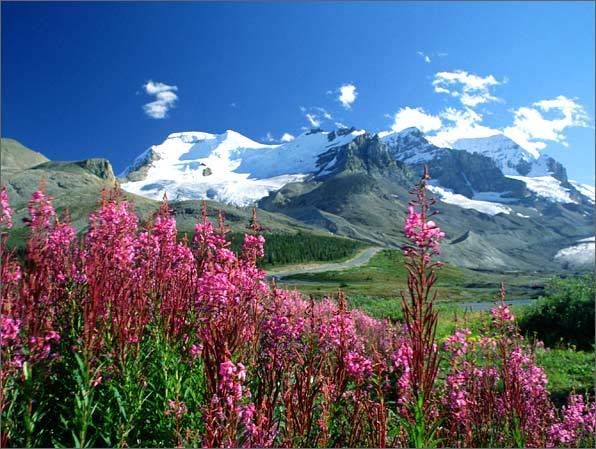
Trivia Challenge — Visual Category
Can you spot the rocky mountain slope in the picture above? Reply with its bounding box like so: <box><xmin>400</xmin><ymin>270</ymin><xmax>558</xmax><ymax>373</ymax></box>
<box><xmin>2</xmin><ymin>125</ymin><xmax>594</xmax><ymax>271</ymax></box>
<box><xmin>258</xmin><ymin>131</ymin><xmax>593</xmax><ymax>271</ymax></box>
<box><xmin>1</xmin><ymin>138</ymin><xmax>49</xmax><ymax>170</ymax></box>
<box><xmin>0</xmin><ymin>138</ymin><xmax>315</xmax><ymax>241</ymax></box>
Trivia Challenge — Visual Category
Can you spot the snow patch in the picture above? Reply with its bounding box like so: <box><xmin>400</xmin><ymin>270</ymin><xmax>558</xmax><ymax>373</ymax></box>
<box><xmin>554</xmin><ymin>241</ymin><xmax>595</xmax><ymax>267</ymax></box>
<box><xmin>578</xmin><ymin>236</ymin><xmax>595</xmax><ymax>243</ymax></box>
<box><xmin>507</xmin><ymin>175</ymin><xmax>577</xmax><ymax>204</ymax></box>
<box><xmin>318</xmin><ymin>156</ymin><xmax>338</xmax><ymax>176</ymax></box>
<box><xmin>472</xmin><ymin>191</ymin><xmax>518</xmax><ymax>204</ymax></box>
<box><xmin>427</xmin><ymin>185</ymin><xmax>512</xmax><ymax>216</ymax></box>
<box><xmin>570</xmin><ymin>180</ymin><xmax>595</xmax><ymax>204</ymax></box>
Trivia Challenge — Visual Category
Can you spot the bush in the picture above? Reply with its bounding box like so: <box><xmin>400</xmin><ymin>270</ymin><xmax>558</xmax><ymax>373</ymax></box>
<box><xmin>519</xmin><ymin>274</ymin><xmax>595</xmax><ymax>350</ymax></box>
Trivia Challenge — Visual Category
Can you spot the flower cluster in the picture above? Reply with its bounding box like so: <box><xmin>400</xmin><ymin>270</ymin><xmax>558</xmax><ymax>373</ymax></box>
<box><xmin>549</xmin><ymin>393</ymin><xmax>596</xmax><ymax>447</ymax></box>
<box><xmin>344</xmin><ymin>351</ymin><xmax>373</xmax><ymax>383</ymax></box>
<box><xmin>0</xmin><ymin>187</ymin><xmax>12</xmax><ymax>229</ymax></box>
<box><xmin>404</xmin><ymin>205</ymin><xmax>445</xmax><ymax>252</ymax></box>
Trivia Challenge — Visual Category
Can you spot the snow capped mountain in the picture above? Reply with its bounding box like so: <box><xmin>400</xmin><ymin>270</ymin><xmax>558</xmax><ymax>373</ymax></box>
<box><xmin>120</xmin><ymin>125</ymin><xmax>594</xmax><ymax>214</ymax></box>
<box><xmin>451</xmin><ymin>134</ymin><xmax>595</xmax><ymax>205</ymax></box>
<box><xmin>454</xmin><ymin>134</ymin><xmax>537</xmax><ymax>176</ymax></box>
<box><xmin>453</xmin><ymin>134</ymin><xmax>566</xmax><ymax>179</ymax></box>
<box><xmin>380</xmin><ymin>127</ymin><xmax>446</xmax><ymax>163</ymax></box>
<box><xmin>120</xmin><ymin>128</ymin><xmax>364</xmax><ymax>206</ymax></box>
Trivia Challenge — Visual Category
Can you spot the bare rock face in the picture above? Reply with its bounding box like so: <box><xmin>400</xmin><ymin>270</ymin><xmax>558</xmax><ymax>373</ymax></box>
<box><xmin>74</xmin><ymin>158</ymin><xmax>116</xmax><ymax>182</ymax></box>
<box><xmin>202</xmin><ymin>166</ymin><xmax>212</xmax><ymax>177</ymax></box>
<box><xmin>122</xmin><ymin>148</ymin><xmax>162</xmax><ymax>182</ymax></box>
<box><xmin>315</xmin><ymin>133</ymin><xmax>400</xmax><ymax>179</ymax></box>
<box><xmin>426</xmin><ymin>150</ymin><xmax>528</xmax><ymax>199</ymax></box>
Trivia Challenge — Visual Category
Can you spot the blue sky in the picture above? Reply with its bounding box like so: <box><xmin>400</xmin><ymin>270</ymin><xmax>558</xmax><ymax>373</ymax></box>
<box><xmin>2</xmin><ymin>1</ymin><xmax>595</xmax><ymax>183</ymax></box>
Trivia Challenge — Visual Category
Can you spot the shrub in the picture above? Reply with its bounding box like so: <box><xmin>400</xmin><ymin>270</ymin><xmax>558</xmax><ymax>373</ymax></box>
<box><xmin>519</xmin><ymin>274</ymin><xmax>595</xmax><ymax>350</ymax></box>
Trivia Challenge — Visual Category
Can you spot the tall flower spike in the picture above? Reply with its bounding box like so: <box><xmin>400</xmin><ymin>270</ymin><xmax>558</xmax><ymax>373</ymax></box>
<box><xmin>399</xmin><ymin>167</ymin><xmax>443</xmax><ymax>445</ymax></box>
<box><xmin>250</xmin><ymin>207</ymin><xmax>261</xmax><ymax>233</ymax></box>
<box><xmin>0</xmin><ymin>187</ymin><xmax>13</xmax><ymax>230</ymax></box>
<box><xmin>243</xmin><ymin>208</ymin><xmax>265</xmax><ymax>262</ymax></box>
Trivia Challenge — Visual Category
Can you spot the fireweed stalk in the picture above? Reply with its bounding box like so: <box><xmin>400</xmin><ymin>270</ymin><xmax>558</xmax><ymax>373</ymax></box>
<box><xmin>1</xmin><ymin>184</ymin><xmax>71</xmax><ymax>446</ymax></box>
<box><xmin>399</xmin><ymin>166</ymin><xmax>445</xmax><ymax>447</ymax></box>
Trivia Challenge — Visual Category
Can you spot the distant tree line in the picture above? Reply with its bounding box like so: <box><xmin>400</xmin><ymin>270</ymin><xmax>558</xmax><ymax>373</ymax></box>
<box><xmin>228</xmin><ymin>231</ymin><xmax>368</xmax><ymax>267</ymax></box>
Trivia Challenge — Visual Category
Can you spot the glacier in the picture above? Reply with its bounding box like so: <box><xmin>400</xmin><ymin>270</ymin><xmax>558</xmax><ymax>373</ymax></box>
<box><xmin>121</xmin><ymin>126</ymin><xmax>595</xmax><ymax>213</ymax></box>
<box><xmin>121</xmin><ymin>129</ymin><xmax>364</xmax><ymax>206</ymax></box>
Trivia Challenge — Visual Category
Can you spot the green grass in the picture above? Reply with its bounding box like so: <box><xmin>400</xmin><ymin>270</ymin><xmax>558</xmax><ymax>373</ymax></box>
<box><xmin>536</xmin><ymin>348</ymin><xmax>595</xmax><ymax>406</ymax></box>
<box><xmin>342</xmin><ymin>294</ymin><xmax>593</xmax><ymax>405</ymax></box>
<box><xmin>280</xmin><ymin>249</ymin><xmax>549</xmax><ymax>302</ymax></box>
<box><xmin>343</xmin><ymin>296</ymin><xmax>489</xmax><ymax>340</ymax></box>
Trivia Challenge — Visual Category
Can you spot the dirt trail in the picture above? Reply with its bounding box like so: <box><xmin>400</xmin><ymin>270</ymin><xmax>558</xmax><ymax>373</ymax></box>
<box><xmin>266</xmin><ymin>247</ymin><xmax>383</xmax><ymax>279</ymax></box>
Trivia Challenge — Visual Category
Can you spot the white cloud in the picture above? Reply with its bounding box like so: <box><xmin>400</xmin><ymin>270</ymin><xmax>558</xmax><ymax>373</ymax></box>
<box><xmin>281</xmin><ymin>132</ymin><xmax>295</xmax><ymax>142</ymax></box>
<box><xmin>335</xmin><ymin>122</ymin><xmax>348</xmax><ymax>129</ymax></box>
<box><xmin>433</xmin><ymin>70</ymin><xmax>501</xmax><ymax>108</ymax></box>
<box><xmin>315</xmin><ymin>107</ymin><xmax>333</xmax><ymax>120</ymax></box>
<box><xmin>417</xmin><ymin>51</ymin><xmax>431</xmax><ymax>63</ymax></box>
<box><xmin>389</xmin><ymin>107</ymin><xmax>443</xmax><ymax>133</ymax></box>
<box><xmin>384</xmin><ymin>71</ymin><xmax>589</xmax><ymax>156</ymax></box>
<box><xmin>503</xmin><ymin>95</ymin><xmax>590</xmax><ymax>157</ymax></box>
<box><xmin>338</xmin><ymin>84</ymin><xmax>357</xmax><ymax>109</ymax></box>
<box><xmin>142</xmin><ymin>80</ymin><xmax>178</xmax><ymax>119</ymax></box>
<box><xmin>390</xmin><ymin>96</ymin><xmax>588</xmax><ymax>155</ymax></box>
<box><xmin>306</xmin><ymin>113</ymin><xmax>320</xmax><ymax>128</ymax></box>
<box><xmin>427</xmin><ymin>107</ymin><xmax>500</xmax><ymax>148</ymax></box>
<box><xmin>144</xmin><ymin>81</ymin><xmax>176</xmax><ymax>95</ymax></box>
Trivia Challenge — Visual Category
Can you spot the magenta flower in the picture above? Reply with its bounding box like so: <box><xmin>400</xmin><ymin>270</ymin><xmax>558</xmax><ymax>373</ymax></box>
<box><xmin>404</xmin><ymin>206</ymin><xmax>445</xmax><ymax>252</ymax></box>
<box><xmin>0</xmin><ymin>187</ymin><xmax>13</xmax><ymax>229</ymax></box>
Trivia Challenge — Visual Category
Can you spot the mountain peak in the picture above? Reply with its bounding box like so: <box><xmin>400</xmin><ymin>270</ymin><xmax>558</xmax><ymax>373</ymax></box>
<box><xmin>455</xmin><ymin>133</ymin><xmax>531</xmax><ymax>155</ymax></box>
<box><xmin>397</xmin><ymin>127</ymin><xmax>425</xmax><ymax>138</ymax></box>
<box><xmin>166</xmin><ymin>131</ymin><xmax>216</xmax><ymax>142</ymax></box>
<box><xmin>1</xmin><ymin>138</ymin><xmax>49</xmax><ymax>170</ymax></box>
<box><xmin>120</xmin><ymin>127</ymin><xmax>365</xmax><ymax>206</ymax></box>
<box><xmin>380</xmin><ymin>127</ymin><xmax>443</xmax><ymax>164</ymax></box>
<box><xmin>453</xmin><ymin>134</ymin><xmax>547</xmax><ymax>177</ymax></box>
<box><xmin>315</xmin><ymin>132</ymin><xmax>399</xmax><ymax>179</ymax></box>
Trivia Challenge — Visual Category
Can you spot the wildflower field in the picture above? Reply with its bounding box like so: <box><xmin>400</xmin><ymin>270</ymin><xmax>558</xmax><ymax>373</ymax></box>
<box><xmin>0</xmin><ymin>172</ymin><xmax>594</xmax><ymax>448</ymax></box>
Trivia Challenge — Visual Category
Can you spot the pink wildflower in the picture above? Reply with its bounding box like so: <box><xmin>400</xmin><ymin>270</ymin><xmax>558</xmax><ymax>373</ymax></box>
<box><xmin>165</xmin><ymin>399</ymin><xmax>188</xmax><ymax>419</ymax></box>
<box><xmin>0</xmin><ymin>187</ymin><xmax>12</xmax><ymax>229</ymax></box>
<box><xmin>404</xmin><ymin>206</ymin><xmax>445</xmax><ymax>252</ymax></box>
<box><xmin>344</xmin><ymin>351</ymin><xmax>373</xmax><ymax>383</ymax></box>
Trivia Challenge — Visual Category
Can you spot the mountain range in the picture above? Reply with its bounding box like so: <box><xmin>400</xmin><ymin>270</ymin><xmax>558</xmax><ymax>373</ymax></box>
<box><xmin>1</xmin><ymin>126</ymin><xmax>594</xmax><ymax>272</ymax></box>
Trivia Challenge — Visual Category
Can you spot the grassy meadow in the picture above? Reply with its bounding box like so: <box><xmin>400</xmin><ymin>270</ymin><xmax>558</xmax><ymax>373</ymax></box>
<box><xmin>278</xmin><ymin>249</ymin><xmax>549</xmax><ymax>302</ymax></box>
<box><xmin>274</xmin><ymin>250</ymin><xmax>594</xmax><ymax>406</ymax></box>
